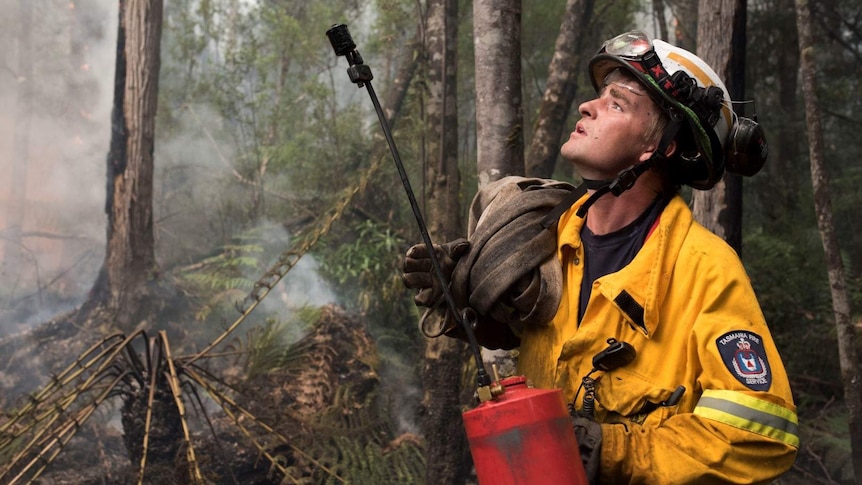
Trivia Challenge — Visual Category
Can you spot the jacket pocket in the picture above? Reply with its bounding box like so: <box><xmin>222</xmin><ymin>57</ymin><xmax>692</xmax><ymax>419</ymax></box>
<box><xmin>594</xmin><ymin>368</ymin><xmax>681</xmax><ymax>426</ymax></box>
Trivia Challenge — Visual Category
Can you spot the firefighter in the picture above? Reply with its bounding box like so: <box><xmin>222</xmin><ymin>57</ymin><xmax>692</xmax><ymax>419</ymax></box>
<box><xmin>403</xmin><ymin>30</ymin><xmax>798</xmax><ymax>484</ymax></box>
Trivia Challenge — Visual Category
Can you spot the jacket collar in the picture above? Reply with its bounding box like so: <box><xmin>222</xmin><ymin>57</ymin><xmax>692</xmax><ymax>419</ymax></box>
<box><xmin>558</xmin><ymin>194</ymin><xmax>692</xmax><ymax>338</ymax></box>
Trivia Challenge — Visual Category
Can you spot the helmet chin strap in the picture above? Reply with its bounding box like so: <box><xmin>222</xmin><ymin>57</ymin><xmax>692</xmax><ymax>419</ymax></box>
<box><xmin>581</xmin><ymin>178</ymin><xmax>613</xmax><ymax>190</ymax></box>
<box><xmin>575</xmin><ymin>158</ymin><xmax>656</xmax><ymax>217</ymax></box>
<box><xmin>540</xmin><ymin>118</ymin><xmax>681</xmax><ymax>228</ymax></box>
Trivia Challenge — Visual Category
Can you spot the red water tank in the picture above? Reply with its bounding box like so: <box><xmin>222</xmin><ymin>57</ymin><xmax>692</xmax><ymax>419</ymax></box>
<box><xmin>462</xmin><ymin>376</ymin><xmax>588</xmax><ymax>485</ymax></box>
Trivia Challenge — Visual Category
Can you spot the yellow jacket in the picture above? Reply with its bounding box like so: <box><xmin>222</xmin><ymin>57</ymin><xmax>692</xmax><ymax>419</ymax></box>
<box><xmin>517</xmin><ymin>194</ymin><xmax>799</xmax><ymax>484</ymax></box>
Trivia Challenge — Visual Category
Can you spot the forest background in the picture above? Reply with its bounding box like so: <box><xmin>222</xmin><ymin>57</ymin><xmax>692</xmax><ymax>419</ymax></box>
<box><xmin>0</xmin><ymin>0</ymin><xmax>859</xmax><ymax>483</ymax></box>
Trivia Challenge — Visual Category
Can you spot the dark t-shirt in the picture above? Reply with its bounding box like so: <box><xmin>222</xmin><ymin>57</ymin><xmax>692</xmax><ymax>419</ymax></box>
<box><xmin>578</xmin><ymin>196</ymin><xmax>670</xmax><ymax>323</ymax></box>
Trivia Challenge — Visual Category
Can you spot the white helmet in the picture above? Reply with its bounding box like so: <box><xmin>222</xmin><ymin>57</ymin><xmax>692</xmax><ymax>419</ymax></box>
<box><xmin>588</xmin><ymin>31</ymin><xmax>765</xmax><ymax>190</ymax></box>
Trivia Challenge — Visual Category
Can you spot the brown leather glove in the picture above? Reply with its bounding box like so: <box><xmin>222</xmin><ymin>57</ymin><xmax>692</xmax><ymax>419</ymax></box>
<box><xmin>572</xmin><ymin>416</ymin><xmax>602</xmax><ymax>484</ymax></box>
<box><xmin>401</xmin><ymin>238</ymin><xmax>470</xmax><ymax>307</ymax></box>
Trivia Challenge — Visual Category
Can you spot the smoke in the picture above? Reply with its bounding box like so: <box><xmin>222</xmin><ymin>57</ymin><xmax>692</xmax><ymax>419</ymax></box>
<box><xmin>0</xmin><ymin>0</ymin><xmax>339</xmax><ymax>337</ymax></box>
<box><xmin>0</xmin><ymin>0</ymin><xmax>117</xmax><ymax>334</ymax></box>
<box><xmin>237</xmin><ymin>220</ymin><xmax>338</xmax><ymax>344</ymax></box>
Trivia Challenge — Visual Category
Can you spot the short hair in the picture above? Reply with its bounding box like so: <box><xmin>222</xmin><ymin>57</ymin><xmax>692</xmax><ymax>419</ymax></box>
<box><xmin>602</xmin><ymin>68</ymin><xmax>677</xmax><ymax>191</ymax></box>
<box><xmin>642</xmin><ymin>104</ymin><xmax>669</xmax><ymax>146</ymax></box>
<box><xmin>603</xmin><ymin>68</ymin><xmax>670</xmax><ymax>145</ymax></box>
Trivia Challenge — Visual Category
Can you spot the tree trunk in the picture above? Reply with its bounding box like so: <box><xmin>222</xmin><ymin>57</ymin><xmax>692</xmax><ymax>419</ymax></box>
<box><xmin>761</xmin><ymin>0</ymin><xmax>801</xmax><ymax>224</ymax></box>
<box><xmin>383</xmin><ymin>27</ymin><xmax>422</xmax><ymax>127</ymax></box>
<box><xmin>525</xmin><ymin>0</ymin><xmax>595</xmax><ymax>179</ymax></box>
<box><xmin>692</xmin><ymin>0</ymin><xmax>745</xmax><ymax>253</ymax></box>
<box><xmin>653</xmin><ymin>0</ymin><xmax>669</xmax><ymax>41</ymax></box>
<box><xmin>795</xmin><ymin>0</ymin><xmax>862</xmax><ymax>479</ymax></box>
<box><xmin>90</xmin><ymin>0</ymin><xmax>163</xmax><ymax>329</ymax></box>
<box><xmin>671</xmin><ymin>0</ymin><xmax>698</xmax><ymax>50</ymax></box>
<box><xmin>473</xmin><ymin>0</ymin><xmax>523</xmax><ymax>185</ymax></box>
<box><xmin>421</xmin><ymin>0</ymin><xmax>471</xmax><ymax>483</ymax></box>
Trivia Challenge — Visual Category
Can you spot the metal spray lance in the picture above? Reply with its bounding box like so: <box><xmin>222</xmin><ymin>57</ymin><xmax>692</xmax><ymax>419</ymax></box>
<box><xmin>325</xmin><ymin>24</ymin><xmax>587</xmax><ymax>485</ymax></box>
<box><xmin>324</xmin><ymin>23</ymin><xmax>495</xmax><ymax>399</ymax></box>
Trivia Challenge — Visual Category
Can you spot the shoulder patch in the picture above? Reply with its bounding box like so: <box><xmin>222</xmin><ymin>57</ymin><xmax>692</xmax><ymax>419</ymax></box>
<box><xmin>716</xmin><ymin>330</ymin><xmax>771</xmax><ymax>391</ymax></box>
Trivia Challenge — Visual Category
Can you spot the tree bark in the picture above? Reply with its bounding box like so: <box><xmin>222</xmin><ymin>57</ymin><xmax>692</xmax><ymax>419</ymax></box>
<box><xmin>653</xmin><ymin>0</ymin><xmax>669</xmax><ymax>41</ymax></box>
<box><xmin>90</xmin><ymin>0</ymin><xmax>163</xmax><ymax>329</ymax></box>
<box><xmin>692</xmin><ymin>0</ymin><xmax>745</xmax><ymax>253</ymax></box>
<box><xmin>421</xmin><ymin>0</ymin><xmax>471</xmax><ymax>483</ymax></box>
<box><xmin>424</xmin><ymin>0</ymin><xmax>462</xmax><ymax>241</ymax></box>
<box><xmin>671</xmin><ymin>0</ymin><xmax>698</xmax><ymax>50</ymax></box>
<box><xmin>795</xmin><ymin>0</ymin><xmax>862</xmax><ymax>478</ymax></box>
<box><xmin>761</xmin><ymin>0</ymin><xmax>801</xmax><ymax>223</ymax></box>
<box><xmin>383</xmin><ymin>27</ymin><xmax>422</xmax><ymax>127</ymax></box>
<box><xmin>525</xmin><ymin>0</ymin><xmax>595</xmax><ymax>179</ymax></box>
<box><xmin>473</xmin><ymin>0</ymin><xmax>524</xmax><ymax>185</ymax></box>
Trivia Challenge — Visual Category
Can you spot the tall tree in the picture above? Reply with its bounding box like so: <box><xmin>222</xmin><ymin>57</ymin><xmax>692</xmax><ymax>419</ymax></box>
<box><xmin>795</xmin><ymin>0</ymin><xmax>862</xmax><ymax>478</ymax></box>
<box><xmin>692</xmin><ymin>0</ymin><xmax>745</xmax><ymax>253</ymax></box>
<box><xmin>473</xmin><ymin>0</ymin><xmax>524</xmax><ymax>184</ymax></box>
<box><xmin>88</xmin><ymin>0</ymin><xmax>164</xmax><ymax>329</ymax></box>
<box><xmin>751</xmin><ymin>0</ymin><xmax>801</xmax><ymax>225</ymax></box>
<box><xmin>420</xmin><ymin>0</ymin><xmax>471</xmax><ymax>483</ymax></box>
<box><xmin>653</xmin><ymin>0</ymin><xmax>669</xmax><ymax>40</ymax></box>
<box><xmin>525</xmin><ymin>0</ymin><xmax>595</xmax><ymax>179</ymax></box>
<box><xmin>423</xmin><ymin>1</ymin><xmax>463</xmax><ymax>240</ymax></box>
<box><xmin>669</xmin><ymin>0</ymin><xmax>697</xmax><ymax>50</ymax></box>
<box><xmin>382</xmin><ymin>27</ymin><xmax>422</xmax><ymax>126</ymax></box>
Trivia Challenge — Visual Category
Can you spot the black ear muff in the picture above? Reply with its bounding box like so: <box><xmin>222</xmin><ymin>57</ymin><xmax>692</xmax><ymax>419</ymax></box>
<box><xmin>726</xmin><ymin>117</ymin><xmax>767</xmax><ymax>177</ymax></box>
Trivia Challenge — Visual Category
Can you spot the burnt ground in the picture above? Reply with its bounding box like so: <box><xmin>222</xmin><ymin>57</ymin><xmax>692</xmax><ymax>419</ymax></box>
<box><xmin>1</xmin><ymin>304</ymin><xmax>424</xmax><ymax>485</ymax></box>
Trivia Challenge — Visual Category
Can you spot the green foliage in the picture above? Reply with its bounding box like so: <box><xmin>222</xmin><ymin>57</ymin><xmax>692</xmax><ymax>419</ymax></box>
<box><xmin>368</xmin><ymin>0</ymin><xmax>415</xmax><ymax>56</ymax></box>
<box><xmin>743</xmin><ymin>226</ymin><xmax>842</xmax><ymax>403</ymax></box>
<box><xmin>227</xmin><ymin>309</ymin><xmax>321</xmax><ymax>379</ymax></box>
<box><xmin>170</xmin><ymin>221</ymin><xmax>308</xmax><ymax>325</ymax></box>
<box><xmin>313</xmin><ymin>214</ymin><xmax>423</xmax><ymax>373</ymax></box>
<box><xmin>745</xmin><ymin>0</ymin><xmax>862</xmax><ymax>412</ymax></box>
<box><xmin>173</xmin><ymin>239</ymin><xmax>266</xmax><ymax>319</ymax></box>
<box><xmin>157</xmin><ymin>0</ymin><xmax>374</xmax><ymax>260</ymax></box>
<box><xmin>223</xmin><ymin>306</ymin><xmax>424</xmax><ymax>484</ymax></box>
<box><xmin>318</xmin><ymin>219</ymin><xmax>402</xmax><ymax>285</ymax></box>
<box><xmin>795</xmin><ymin>403</ymin><xmax>857</xmax><ymax>482</ymax></box>
<box><xmin>316</xmin><ymin>218</ymin><xmax>410</xmax><ymax>318</ymax></box>
<box><xmin>289</xmin><ymin>390</ymin><xmax>426</xmax><ymax>485</ymax></box>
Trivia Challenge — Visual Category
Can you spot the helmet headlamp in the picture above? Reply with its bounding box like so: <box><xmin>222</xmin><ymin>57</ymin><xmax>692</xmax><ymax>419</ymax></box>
<box><xmin>599</xmin><ymin>31</ymin><xmax>701</xmax><ymax>113</ymax></box>
<box><xmin>601</xmin><ymin>30</ymin><xmax>653</xmax><ymax>59</ymax></box>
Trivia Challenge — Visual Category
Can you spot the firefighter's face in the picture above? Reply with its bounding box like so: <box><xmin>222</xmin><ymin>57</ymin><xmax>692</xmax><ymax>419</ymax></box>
<box><xmin>560</xmin><ymin>70</ymin><xmax>665</xmax><ymax>181</ymax></box>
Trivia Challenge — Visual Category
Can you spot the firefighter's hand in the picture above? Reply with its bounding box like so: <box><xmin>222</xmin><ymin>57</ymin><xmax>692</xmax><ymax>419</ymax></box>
<box><xmin>402</xmin><ymin>238</ymin><xmax>470</xmax><ymax>307</ymax></box>
<box><xmin>572</xmin><ymin>416</ymin><xmax>602</xmax><ymax>484</ymax></box>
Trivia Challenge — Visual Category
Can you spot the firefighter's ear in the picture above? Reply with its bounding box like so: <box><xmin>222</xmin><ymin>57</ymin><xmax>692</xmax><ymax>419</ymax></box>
<box><xmin>639</xmin><ymin>139</ymin><xmax>676</xmax><ymax>163</ymax></box>
<box><xmin>663</xmin><ymin>139</ymin><xmax>677</xmax><ymax>158</ymax></box>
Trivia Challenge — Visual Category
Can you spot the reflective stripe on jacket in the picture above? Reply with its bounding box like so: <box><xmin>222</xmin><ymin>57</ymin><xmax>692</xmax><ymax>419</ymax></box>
<box><xmin>517</xmin><ymin>194</ymin><xmax>798</xmax><ymax>485</ymax></box>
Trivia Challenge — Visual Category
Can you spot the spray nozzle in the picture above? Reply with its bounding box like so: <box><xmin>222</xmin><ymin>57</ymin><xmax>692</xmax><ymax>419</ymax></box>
<box><xmin>326</xmin><ymin>24</ymin><xmax>356</xmax><ymax>56</ymax></box>
<box><xmin>326</xmin><ymin>24</ymin><xmax>372</xmax><ymax>86</ymax></box>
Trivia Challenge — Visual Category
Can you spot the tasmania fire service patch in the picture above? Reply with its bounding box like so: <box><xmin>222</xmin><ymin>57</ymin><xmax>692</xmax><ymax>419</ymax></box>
<box><xmin>716</xmin><ymin>330</ymin><xmax>771</xmax><ymax>391</ymax></box>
